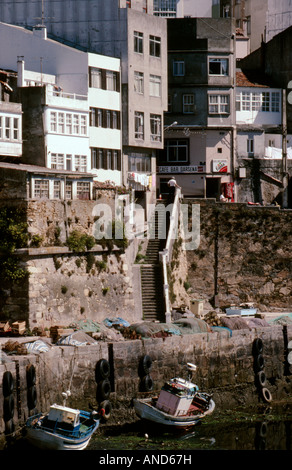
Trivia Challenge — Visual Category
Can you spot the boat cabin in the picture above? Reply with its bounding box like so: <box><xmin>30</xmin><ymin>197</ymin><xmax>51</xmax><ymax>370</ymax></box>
<box><xmin>47</xmin><ymin>404</ymin><xmax>80</xmax><ymax>429</ymax></box>
<box><xmin>156</xmin><ymin>378</ymin><xmax>198</xmax><ymax>417</ymax></box>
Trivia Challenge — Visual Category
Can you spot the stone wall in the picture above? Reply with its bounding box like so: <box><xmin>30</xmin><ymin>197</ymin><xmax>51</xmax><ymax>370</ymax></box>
<box><xmin>184</xmin><ymin>200</ymin><xmax>292</xmax><ymax>310</ymax></box>
<box><xmin>0</xmin><ymin>323</ymin><xmax>291</xmax><ymax>436</ymax></box>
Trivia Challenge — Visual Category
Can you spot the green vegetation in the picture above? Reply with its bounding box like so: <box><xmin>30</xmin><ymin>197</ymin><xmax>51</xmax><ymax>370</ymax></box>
<box><xmin>66</xmin><ymin>230</ymin><xmax>95</xmax><ymax>252</ymax></box>
<box><xmin>0</xmin><ymin>207</ymin><xmax>29</xmax><ymax>282</ymax></box>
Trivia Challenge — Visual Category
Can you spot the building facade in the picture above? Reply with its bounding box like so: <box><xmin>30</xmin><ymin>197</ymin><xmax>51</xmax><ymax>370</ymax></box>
<box><xmin>158</xmin><ymin>17</ymin><xmax>236</xmax><ymax>200</ymax></box>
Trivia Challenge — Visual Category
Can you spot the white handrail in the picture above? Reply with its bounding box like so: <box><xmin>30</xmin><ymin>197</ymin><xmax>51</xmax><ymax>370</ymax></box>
<box><xmin>159</xmin><ymin>188</ymin><xmax>181</xmax><ymax>321</ymax></box>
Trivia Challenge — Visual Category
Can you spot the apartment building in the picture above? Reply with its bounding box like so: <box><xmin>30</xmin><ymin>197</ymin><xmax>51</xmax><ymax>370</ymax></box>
<box><xmin>0</xmin><ymin>69</ymin><xmax>22</xmax><ymax>161</ymax></box>
<box><xmin>153</xmin><ymin>0</ymin><xmax>213</xmax><ymax>17</ymax></box>
<box><xmin>0</xmin><ymin>22</ymin><xmax>122</xmax><ymax>192</ymax></box>
<box><xmin>158</xmin><ymin>17</ymin><xmax>236</xmax><ymax>200</ymax></box>
<box><xmin>0</xmin><ymin>0</ymin><xmax>168</xmax><ymax>218</ymax></box>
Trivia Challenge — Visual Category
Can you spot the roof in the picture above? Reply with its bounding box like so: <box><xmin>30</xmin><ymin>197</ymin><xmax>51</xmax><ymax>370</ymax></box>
<box><xmin>236</xmin><ymin>70</ymin><xmax>269</xmax><ymax>88</ymax></box>
<box><xmin>0</xmin><ymin>161</ymin><xmax>93</xmax><ymax>178</ymax></box>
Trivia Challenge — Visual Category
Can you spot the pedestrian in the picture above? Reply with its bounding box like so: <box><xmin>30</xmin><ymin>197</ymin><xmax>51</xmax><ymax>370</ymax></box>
<box><xmin>220</xmin><ymin>192</ymin><xmax>227</xmax><ymax>202</ymax></box>
<box><xmin>167</xmin><ymin>176</ymin><xmax>180</xmax><ymax>203</ymax></box>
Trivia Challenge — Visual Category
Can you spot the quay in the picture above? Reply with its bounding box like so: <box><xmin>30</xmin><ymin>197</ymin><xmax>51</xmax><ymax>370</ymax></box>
<box><xmin>1</xmin><ymin>311</ymin><xmax>291</xmax><ymax>442</ymax></box>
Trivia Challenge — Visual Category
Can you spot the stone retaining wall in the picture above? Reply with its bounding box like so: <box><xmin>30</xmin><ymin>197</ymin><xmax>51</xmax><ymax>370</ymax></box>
<box><xmin>1</xmin><ymin>324</ymin><xmax>291</xmax><ymax>436</ymax></box>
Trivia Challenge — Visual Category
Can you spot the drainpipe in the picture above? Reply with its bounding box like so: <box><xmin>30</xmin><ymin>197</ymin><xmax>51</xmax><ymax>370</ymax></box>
<box><xmin>282</xmin><ymin>90</ymin><xmax>288</xmax><ymax>209</ymax></box>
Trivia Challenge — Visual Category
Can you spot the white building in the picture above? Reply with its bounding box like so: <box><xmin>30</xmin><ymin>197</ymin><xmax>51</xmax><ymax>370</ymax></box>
<box><xmin>236</xmin><ymin>70</ymin><xmax>282</xmax><ymax>159</ymax></box>
<box><xmin>0</xmin><ymin>22</ymin><xmax>122</xmax><ymax>186</ymax></box>
<box><xmin>0</xmin><ymin>69</ymin><xmax>22</xmax><ymax>160</ymax></box>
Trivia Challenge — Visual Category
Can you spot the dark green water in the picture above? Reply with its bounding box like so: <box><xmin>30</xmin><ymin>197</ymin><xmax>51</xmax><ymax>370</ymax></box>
<box><xmin>88</xmin><ymin>404</ymin><xmax>292</xmax><ymax>451</ymax></box>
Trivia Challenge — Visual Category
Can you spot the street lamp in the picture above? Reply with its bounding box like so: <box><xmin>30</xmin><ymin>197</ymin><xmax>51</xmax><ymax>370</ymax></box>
<box><xmin>164</xmin><ymin>121</ymin><xmax>178</xmax><ymax>131</ymax></box>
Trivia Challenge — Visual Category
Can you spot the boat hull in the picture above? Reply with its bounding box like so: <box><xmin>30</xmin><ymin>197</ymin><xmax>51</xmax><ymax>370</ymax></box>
<box><xmin>25</xmin><ymin>426</ymin><xmax>95</xmax><ymax>450</ymax></box>
<box><xmin>133</xmin><ymin>397</ymin><xmax>215</xmax><ymax>431</ymax></box>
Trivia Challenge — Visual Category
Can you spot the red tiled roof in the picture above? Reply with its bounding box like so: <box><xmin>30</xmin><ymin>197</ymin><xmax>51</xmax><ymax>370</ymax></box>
<box><xmin>236</xmin><ymin>70</ymin><xmax>269</xmax><ymax>88</ymax></box>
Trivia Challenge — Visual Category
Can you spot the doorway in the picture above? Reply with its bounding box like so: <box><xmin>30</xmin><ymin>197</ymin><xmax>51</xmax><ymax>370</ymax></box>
<box><xmin>206</xmin><ymin>177</ymin><xmax>221</xmax><ymax>200</ymax></box>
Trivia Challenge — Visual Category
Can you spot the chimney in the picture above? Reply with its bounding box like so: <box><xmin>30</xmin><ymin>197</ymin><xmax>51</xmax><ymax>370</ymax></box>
<box><xmin>33</xmin><ymin>24</ymin><xmax>47</xmax><ymax>40</ymax></box>
<box><xmin>17</xmin><ymin>57</ymin><xmax>25</xmax><ymax>87</ymax></box>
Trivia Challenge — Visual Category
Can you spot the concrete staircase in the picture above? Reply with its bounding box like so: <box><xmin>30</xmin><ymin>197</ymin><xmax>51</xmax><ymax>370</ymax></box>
<box><xmin>140</xmin><ymin>200</ymin><xmax>169</xmax><ymax>322</ymax></box>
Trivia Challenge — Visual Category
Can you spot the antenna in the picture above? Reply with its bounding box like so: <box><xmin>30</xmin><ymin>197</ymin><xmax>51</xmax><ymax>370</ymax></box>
<box><xmin>33</xmin><ymin>0</ymin><xmax>54</xmax><ymax>26</ymax></box>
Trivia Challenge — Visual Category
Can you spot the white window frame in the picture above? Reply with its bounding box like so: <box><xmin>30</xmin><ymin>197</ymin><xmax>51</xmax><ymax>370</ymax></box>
<box><xmin>209</xmin><ymin>94</ymin><xmax>230</xmax><ymax>114</ymax></box>
<box><xmin>135</xmin><ymin>111</ymin><xmax>144</xmax><ymax>140</ymax></box>
<box><xmin>149</xmin><ymin>35</ymin><xmax>161</xmax><ymax>57</ymax></box>
<box><xmin>149</xmin><ymin>74</ymin><xmax>161</xmax><ymax>97</ymax></box>
<box><xmin>150</xmin><ymin>114</ymin><xmax>161</xmax><ymax>142</ymax></box>
<box><xmin>51</xmin><ymin>153</ymin><xmax>65</xmax><ymax>170</ymax></box>
<box><xmin>164</xmin><ymin>139</ymin><xmax>188</xmax><ymax>163</ymax></box>
<box><xmin>209</xmin><ymin>58</ymin><xmax>229</xmax><ymax>76</ymax></box>
<box><xmin>75</xmin><ymin>155</ymin><xmax>87</xmax><ymax>172</ymax></box>
<box><xmin>134</xmin><ymin>71</ymin><xmax>144</xmax><ymax>94</ymax></box>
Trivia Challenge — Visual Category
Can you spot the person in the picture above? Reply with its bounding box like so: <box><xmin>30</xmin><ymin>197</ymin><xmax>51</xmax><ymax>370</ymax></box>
<box><xmin>167</xmin><ymin>176</ymin><xmax>180</xmax><ymax>203</ymax></box>
<box><xmin>220</xmin><ymin>192</ymin><xmax>227</xmax><ymax>202</ymax></box>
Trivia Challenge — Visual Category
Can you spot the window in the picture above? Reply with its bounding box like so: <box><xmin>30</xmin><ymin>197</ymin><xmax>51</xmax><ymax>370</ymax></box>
<box><xmin>134</xmin><ymin>71</ymin><xmax>144</xmax><ymax>94</ymax></box>
<box><xmin>247</xmin><ymin>137</ymin><xmax>254</xmax><ymax>156</ymax></box>
<box><xmin>183</xmin><ymin>94</ymin><xmax>195</xmax><ymax>114</ymax></box>
<box><xmin>53</xmin><ymin>180</ymin><xmax>61</xmax><ymax>199</ymax></box>
<box><xmin>209</xmin><ymin>95</ymin><xmax>229</xmax><ymax>114</ymax></box>
<box><xmin>271</xmin><ymin>92</ymin><xmax>280</xmax><ymax>112</ymax></box>
<box><xmin>252</xmin><ymin>93</ymin><xmax>261</xmax><ymax>111</ymax></box>
<box><xmin>77</xmin><ymin>182</ymin><xmax>90</xmax><ymax>200</ymax></box>
<box><xmin>66</xmin><ymin>155</ymin><xmax>72</xmax><ymax>171</ymax></box>
<box><xmin>58</xmin><ymin>113</ymin><xmax>65</xmax><ymax>133</ymax></box>
<box><xmin>50</xmin><ymin>112</ymin><xmax>57</xmax><ymax>132</ymax></box>
<box><xmin>66</xmin><ymin>181</ymin><xmax>72</xmax><ymax>199</ymax></box>
<box><xmin>13</xmin><ymin>118</ymin><xmax>19</xmax><ymax>140</ymax></box>
<box><xmin>173</xmin><ymin>61</ymin><xmax>185</xmax><ymax>76</ymax></box>
<box><xmin>89</xmin><ymin>67</ymin><xmax>102</xmax><ymax>88</ymax></box>
<box><xmin>66</xmin><ymin>114</ymin><xmax>72</xmax><ymax>134</ymax></box>
<box><xmin>128</xmin><ymin>154</ymin><xmax>151</xmax><ymax>172</ymax></box>
<box><xmin>164</xmin><ymin>140</ymin><xmax>188</xmax><ymax>163</ymax></box>
<box><xmin>262</xmin><ymin>92</ymin><xmax>270</xmax><ymax>112</ymax></box>
<box><xmin>0</xmin><ymin>117</ymin><xmax>2</xmax><ymax>138</ymax></box>
<box><xmin>5</xmin><ymin>117</ymin><xmax>10</xmax><ymax>139</ymax></box>
<box><xmin>91</xmin><ymin>148</ymin><xmax>103</xmax><ymax>169</ymax></box>
<box><xmin>112</xmin><ymin>111</ymin><xmax>118</xmax><ymax>129</ymax></box>
<box><xmin>149</xmin><ymin>74</ymin><xmax>161</xmax><ymax>97</ymax></box>
<box><xmin>51</xmin><ymin>153</ymin><xmax>64</xmax><ymax>170</ymax></box>
<box><xmin>81</xmin><ymin>115</ymin><xmax>87</xmax><ymax>135</ymax></box>
<box><xmin>149</xmin><ymin>35</ymin><xmax>161</xmax><ymax>57</ymax></box>
<box><xmin>113</xmin><ymin>151</ymin><xmax>118</xmax><ymax>170</ymax></box>
<box><xmin>106</xmin><ymin>71</ymin><xmax>118</xmax><ymax>91</ymax></box>
<box><xmin>75</xmin><ymin>155</ymin><xmax>87</xmax><ymax>172</ymax></box>
<box><xmin>106</xmin><ymin>150</ymin><xmax>112</xmax><ymax>169</ymax></box>
<box><xmin>34</xmin><ymin>179</ymin><xmax>49</xmax><ymax>198</ymax></box>
<box><xmin>150</xmin><ymin>114</ymin><xmax>161</xmax><ymax>142</ymax></box>
<box><xmin>134</xmin><ymin>31</ymin><xmax>143</xmax><ymax>54</ymax></box>
<box><xmin>135</xmin><ymin>112</ymin><xmax>144</xmax><ymax>139</ymax></box>
<box><xmin>73</xmin><ymin>114</ymin><xmax>79</xmax><ymax>134</ymax></box>
<box><xmin>106</xmin><ymin>110</ymin><xmax>111</xmax><ymax>128</ymax></box>
<box><xmin>209</xmin><ymin>58</ymin><xmax>229</xmax><ymax>76</ymax></box>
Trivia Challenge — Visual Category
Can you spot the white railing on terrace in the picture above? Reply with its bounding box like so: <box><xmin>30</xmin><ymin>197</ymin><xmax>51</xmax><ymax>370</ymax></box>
<box><xmin>47</xmin><ymin>89</ymin><xmax>88</xmax><ymax>101</ymax></box>
<box><xmin>159</xmin><ymin>187</ymin><xmax>181</xmax><ymax>321</ymax></box>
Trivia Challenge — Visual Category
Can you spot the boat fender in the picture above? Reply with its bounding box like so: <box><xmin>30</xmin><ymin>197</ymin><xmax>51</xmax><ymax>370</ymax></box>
<box><xmin>3</xmin><ymin>394</ymin><xmax>15</xmax><ymax>422</ymax></box>
<box><xmin>96</xmin><ymin>379</ymin><xmax>111</xmax><ymax>401</ymax></box>
<box><xmin>255</xmin><ymin>354</ymin><xmax>265</xmax><ymax>371</ymax></box>
<box><xmin>95</xmin><ymin>359</ymin><xmax>110</xmax><ymax>382</ymax></box>
<box><xmin>261</xmin><ymin>387</ymin><xmax>272</xmax><ymax>403</ymax></box>
<box><xmin>26</xmin><ymin>364</ymin><xmax>36</xmax><ymax>387</ymax></box>
<box><xmin>2</xmin><ymin>371</ymin><xmax>14</xmax><ymax>397</ymax></box>
<box><xmin>253</xmin><ymin>338</ymin><xmax>263</xmax><ymax>355</ymax></box>
<box><xmin>139</xmin><ymin>355</ymin><xmax>152</xmax><ymax>377</ymax></box>
<box><xmin>256</xmin><ymin>370</ymin><xmax>267</xmax><ymax>387</ymax></box>
<box><xmin>99</xmin><ymin>400</ymin><xmax>112</xmax><ymax>421</ymax></box>
<box><xmin>27</xmin><ymin>385</ymin><xmax>37</xmax><ymax>410</ymax></box>
<box><xmin>141</xmin><ymin>374</ymin><xmax>153</xmax><ymax>392</ymax></box>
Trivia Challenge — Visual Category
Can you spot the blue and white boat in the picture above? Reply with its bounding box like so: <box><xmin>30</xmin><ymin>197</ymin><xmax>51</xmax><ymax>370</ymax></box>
<box><xmin>25</xmin><ymin>403</ymin><xmax>100</xmax><ymax>450</ymax></box>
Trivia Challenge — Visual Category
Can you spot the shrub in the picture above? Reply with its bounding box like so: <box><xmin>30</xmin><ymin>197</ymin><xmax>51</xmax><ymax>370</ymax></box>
<box><xmin>66</xmin><ymin>230</ymin><xmax>95</xmax><ymax>252</ymax></box>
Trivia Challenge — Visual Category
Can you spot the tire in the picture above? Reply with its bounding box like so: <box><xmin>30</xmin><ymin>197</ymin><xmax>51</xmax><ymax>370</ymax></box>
<box><xmin>96</xmin><ymin>379</ymin><xmax>111</xmax><ymax>401</ymax></box>
<box><xmin>141</xmin><ymin>374</ymin><xmax>153</xmax><ymax>392</ymax></box>
<box><xmin>27</xmin><ymin>385</ymin><xmax>37</xmax><ymax>410</ymax></box>
<box><xmin>139</xmin><ymin>355</ymin><xmax>152</xmax><ymax>376</ymax></box>
<box><xmin>255</xmin><ymin>354</ymin><xmax>265</xmax><ymax>371</ymax></box>
<box><xmin>95</xmin><ymin>359</ymin><xmax>110</xmax><ymax>382</ymax></box>
<box><xmin>4</xmin><ymin>419</ymin><xmax>15</xmax><ymax>436</ymax></box>
<box><xmin>26</xmin><ymin>364</ymin><xmax>36</xmax><ymax>387</ymax></box>
<box><xmin>261</xmin><ymin>387</ymin><xmax>272</xmax><ymax>403</ymax></box>
<box><xmin>3</xmin><ymin>395</ymin><xmax>15</xmax><ymax>421</ymax></box>
<box><xmin>2</xmin><ymin>371</ymin><xmax>14</xmax><ymax>397</ymax></box>
<box><xmin>256</xmin><ymin>370</ymin><xmax>266</xmax><ymax>387</ymax></box>
<box><xmin>99</xmin><ymin>400</ymin><xmax>112</xmax><ymax>421</ymax></box>
<box><xmin>253</xmin><ymin>338</ymin><xmax>263</xmax><ymax>355</ymax></box>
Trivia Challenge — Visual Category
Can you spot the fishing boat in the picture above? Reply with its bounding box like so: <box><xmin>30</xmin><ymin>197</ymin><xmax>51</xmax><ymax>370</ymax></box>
<box><xmin>24</xmin><ymin>393</ymin><xmax>100</xmax><ymax>450</ymax></box>
<box><xmin>133</xmin><ymin>363</ymin><xmax>215</xmax><ymax>431</ymax></box>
